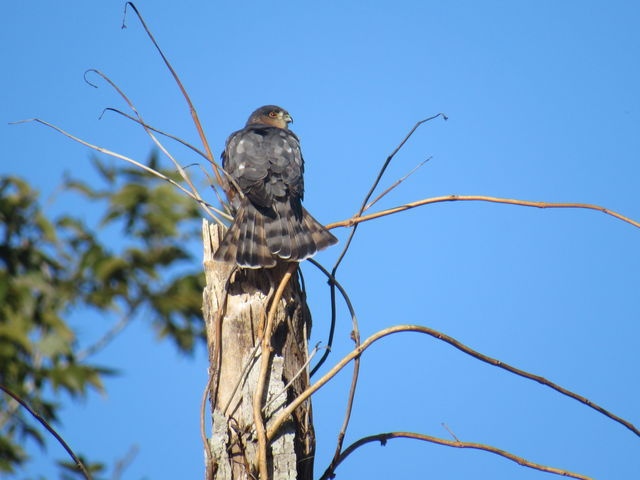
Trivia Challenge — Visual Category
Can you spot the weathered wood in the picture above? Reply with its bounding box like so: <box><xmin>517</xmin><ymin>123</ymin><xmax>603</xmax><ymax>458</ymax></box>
<box><xmin>202</xmin><ymin>220</ymin><xmax>314</xmax><ymax>480</ymax></box>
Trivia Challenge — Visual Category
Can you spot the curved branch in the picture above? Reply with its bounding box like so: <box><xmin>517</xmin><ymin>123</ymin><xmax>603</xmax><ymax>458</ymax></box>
<box><xmin>267</xmin><ymin>324</ymin><xmax>639</xmax><ymax>441</ymax></box>
<box><xmin>320</xmin><ymin>431</ymin><xmax>593</xmax><ymax>480</ymax></box>
<box><xmin>306</xmin><ymin>259</ymin><xmax>361</xmax><ymax>470</ymax></box>
<box><xmin>326</xmin><ymin>195</ymin><xmax>640</xmax><ymax>231</ymax></box>
<box><xmin>0</xmin><ymin>384</ymin><xmax>93</xmax><ymax>480</ymax></box>
<box><xmin>307</xmin><ymin>260</ymin><xmax>357</xmax><ymax>326</ymax></box>
<box><xmin>308</xmin><ymin>259</ymin><xmax>357</xmax><ymax>377</ymax></box>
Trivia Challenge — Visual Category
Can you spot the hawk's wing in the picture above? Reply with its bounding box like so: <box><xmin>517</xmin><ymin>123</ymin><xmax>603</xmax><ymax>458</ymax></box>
<box><xmin>223</xmin><ymin>125</ymin><xmax>304</xmax><ymax>209</ymax></box>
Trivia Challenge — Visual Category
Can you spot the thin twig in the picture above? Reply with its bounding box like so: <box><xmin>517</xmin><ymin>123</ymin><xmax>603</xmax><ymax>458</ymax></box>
<box><xmin>320</xmin><ymin>431</ymin><xmax>593</xmax><ymax>480</ymax></box>
<box><xmin>268</xmin><ymin>324</ymin><xmax>639</xmax><ymax>442</ymax></box>
<box><xmin>227</xmin><ymin>419</ymin><xmax>252</xmax><ymax>479</ymax></box>
<box><xmin>441</xmin><ymin>422</ymin><xmax>460</xmax><ymax>442</ymax></box>
<box><xmin>309</xmin><ymin>271</ymin><xmax>337</xmax><ymax>378</ymax></box>
<box><xmin>122</xmin><ymin>2</ymin><xmax>225</xmax><ymax>190</ymax></box>
<box><xmin>306</xmin><ymin>259</ymin><xmax>361</xmax><ymax>467</ymax></box>
<box><xmin>306</xmin><ymin>260</ymin><xmax>358</xmax><ymax>338</ymax></box>
<box><xmin>111</xmin><ymin>445</ymin><xmax>139</xmax><ymax>480</ymax></box>
<box><xmin>334</xmin><ymin>113</ymin><xmax>447</xmax><ymax>271</ymax></box>
<box><xmin>77</xmin><ymin>304</ymin><xmax>138</xmax><ymax>361</ymax></box>
<box><xmin>84</xmin><ymin>69</ymin><xmax>221</xmax><ymax>220</ymax></box>
<box><xmin>0</xmin><ymin>384</ymin><xmax>93</xmax><ymax>480</ymax></box>
<box><xmin>201</xmin><ymin>367</ymin><xmax>216</xmax><ymax>476</ymax></box>
<box><xmin>308</xmin><ymin>259</ymin><xmax>352</xmax><ymax>377</ymax></box>
<box><xmin>222</xmin><ymin>343</ymin><xmax>262</xmax><ymax>417</ymax></box>
<box><xmin>0</xmin><ymin>351</ymin><xmax>42</xmax><ymax>430</ymax></box>
<box><xmin>253</xmin><ymin>263</ymin><xmax>298</xmax><ymax>479</ymax></box>
<box><xmin>330</xmin><ymin>346</ymin><xmax>360</xmax><ymax>470</ymax></box>
<box><xmin>100</xmin><ymin>107</ymin><xmax>208</xmax><ymax>159</ymax></box>
<box><xmin>326</xmin><ymin>194</ymin><xmax>640</xmax><ymax>231</ymax></box>
<box><xmin>195</xmin><ymin>162</ymin><xmax>234</xmax><ymax>217</ymax></box>
<box><xmin>11</xmin><ymin>118</ymin><xmax>229</xmax><ymax>225</ymax></box>
<box><xmin>101</xmin><ymin>108</ymin><xmax>243</xmax><ymax>205</ymax></box>
<box><xmin>363</xmin><ymin>156</ymin><xmax>432</xmax><ymax>212</ymax></box>
<box><xmin>262</xmin><ymin>343</ymin><xmax>323</xmax><ymax>414</ymax></box>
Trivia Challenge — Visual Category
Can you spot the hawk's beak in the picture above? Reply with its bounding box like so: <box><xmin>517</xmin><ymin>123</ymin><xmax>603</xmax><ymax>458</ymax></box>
<box><xmin>284</xmin><ymin>113</ymin><xmax>293</xmax><ymax>124</ymax></box>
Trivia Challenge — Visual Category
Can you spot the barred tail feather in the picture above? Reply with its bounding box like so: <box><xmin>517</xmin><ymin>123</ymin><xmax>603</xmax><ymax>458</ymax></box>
<box><xmin>265</xmin><ymin>200</ymin><xmax>293</xmax><ymax>259</ymax></box>
<box><xmin>215</xmin><ymin>199</ymin><xmax>338</xmax><ymax>268</ymax></box>
<box><xmin>246</xmin><ymin>209</ymin><xmax>271</xmax><ymax>267</ymax></box>
<box><xmin>235</xmin><ymin>204</ymin><xmax>257</xmax><ymax>267</ymax></box>
<box><xmin>290</xmin><ymin>207</ymin><xmax>314</xmax><ymax>261</ymax></box>
<box><xmin>214</xmin><ymin>202</ymin><xmax>276</xmax><ymax>268</ymax></box>
<box><xmin>275</xmin><ymin>200</ymin><xmax>293</xmax><ymax>259</ymax></box>
<box><xmin>264</xmin><ymin>202</ymin><xmax>337</xmax><ymax>263</ymax></box>
<box><xmin>300</xmin><ymin>207</ymin><xmax>338</xmax><ymax>256</ymax></box>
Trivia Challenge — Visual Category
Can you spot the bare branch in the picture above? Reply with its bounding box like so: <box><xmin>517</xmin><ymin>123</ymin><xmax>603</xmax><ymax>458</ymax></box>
<box><xmin>100</xmin><ymin>107</ymin><xmax>208</xmax><ymax>159</ymax></box>
<box><xmin>222</xmin><ymin>343</ymin><xmax>261</xmax><ymax>417</ymax></box>
<box><xmin>306</xmin><ymin>259</ymin><xmax>361</xmax><ymax>469</ymax></box>
<box><xmin>312</xmin><ymin>113</ymin><xmax>446</xmax><ymax>377</ymax></box>
<box><xmin>0</xmin><ymin>384</ymin><xmax>93</xmax><ymax>480</ymax></box>
<box><xmin>441</xmin><ymin>422</ymin><xmax>460</xmax><ymax>442</ymax></box>
<box><xmin>11</xmin><ymin>118</ymin><xmax>230</xmax><ymax>225</ymax></box>
<box><xmin>100</xmin><ymin>108</ymin><xmax>244</xmax><ymax>204</ymax></box>
<box><xmin>77</xmin><ymin>304</ymin><xmax>138</xmax><ymax>361</ymax></box>
<box><xmin>201</xmin><ymin>368</ymin><xmax>216</xmax><ymax>477</ymax></box>
<box><xmin>320</xmin><ymin>431</ymin><xmax>593</xmax><ymax>480</ymax></box>
<box><xmin>262</xmin><ymin>343</ymin><xmax>323</xmax><ymax>414</ymax></box>
<box><xmin>332</xmin><ymin>112</ymin><xmax>447</xmax><ymax>271</ymax></box>
<box><xmin>111</xmin><ymin>445</ymin><xmax>139</xmax><ymax>480</ymax></box>
<box><xmin>84</xmin><ymin>69</ymin><xmax>223</xmax><ymax>220</ymax></box>
<box><xmin>327</xmin><ymin>194</ymin><xmax>640</xmax><ymax>231</ymax></box>
<box><xmin>363</xmin><ymin>156</ymin><xmax>432</xmax><ymax>212</ymax></box>
<box><xmin>329</xmin><ymin>350</ymin><xmax>360</xmax><ymax>471</ymax></box>
<box><xmin>307</xmin><ymin>259</ymin><xmax>359</xmax><ymax>378</ymax></box>
<box><xmin>268</xmin><ymin>324</ymin><xmax>639</xmax><ymax>442</ymax></box>
<box><xmin>359</xmin><ymin>113</ymin><xmax>448</xmax><ymax>217</ymax></box>
<box><xmin>122</xmin><ymin>2</ymin><xmax>225</xmax><ymax>190</ymax></box>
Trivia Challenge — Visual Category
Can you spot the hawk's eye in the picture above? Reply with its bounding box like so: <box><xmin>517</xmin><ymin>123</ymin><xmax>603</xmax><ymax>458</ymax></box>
<box><xmin>268</xmin><ymin>111</ymin><xmax>278</xmax><ymax>118</ymax></box>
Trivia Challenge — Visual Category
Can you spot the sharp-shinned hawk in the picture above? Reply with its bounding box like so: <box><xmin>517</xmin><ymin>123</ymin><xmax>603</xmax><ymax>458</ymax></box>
<box><xmin>214</xmin><ymin>105</ymin><xmax>338</xmax><ymax>268</ymax></box>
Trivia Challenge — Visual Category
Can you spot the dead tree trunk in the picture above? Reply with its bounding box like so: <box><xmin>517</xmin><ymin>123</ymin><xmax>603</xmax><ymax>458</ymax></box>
<box><xmin>202</xmin><ymin>220</ymin><xmax>315</xmax><ymax>480</ymax></box>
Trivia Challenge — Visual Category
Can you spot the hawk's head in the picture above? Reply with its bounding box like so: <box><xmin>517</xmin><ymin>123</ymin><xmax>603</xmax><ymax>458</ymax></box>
<box><xmin>246</xmin><ymin>105</ymin><xmax>293</xmax><ymax>130</ymax></box>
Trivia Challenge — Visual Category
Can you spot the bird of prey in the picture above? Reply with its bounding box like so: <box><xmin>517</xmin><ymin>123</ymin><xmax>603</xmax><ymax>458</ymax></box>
<box><xmin>214</xmin><ymin>105</ymin><xmax>338</xmax><ymax>268</ymax></box>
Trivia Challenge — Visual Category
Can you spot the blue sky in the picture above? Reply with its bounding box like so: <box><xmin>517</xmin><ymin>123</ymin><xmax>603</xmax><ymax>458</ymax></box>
<box><xmin>3</xmin><ymin>1</ymin><xmax>639</xmax><ymax>479</ymax></box>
